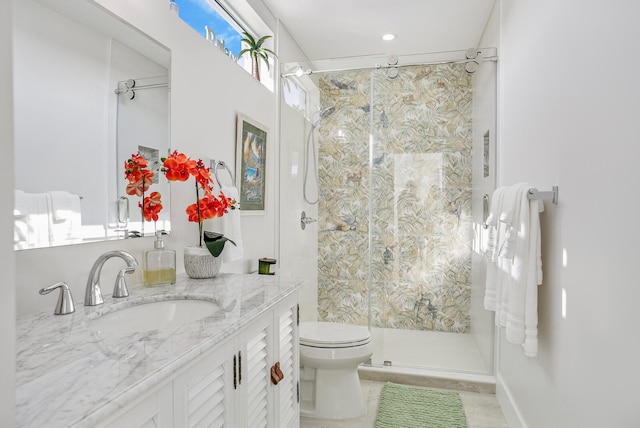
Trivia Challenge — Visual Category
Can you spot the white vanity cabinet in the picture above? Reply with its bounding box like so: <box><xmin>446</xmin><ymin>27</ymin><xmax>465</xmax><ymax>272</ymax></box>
<box><xmin>273</xmin><ymin>297</ymin><xmax>300</xmax><ymax>428</ymax></box>
<box><xmin>172</xmin><ymin>338</ymin><xmax>236</xmax><ymax>426</ymax></box>
<box><xmin>174</xmin><ymin>292</ymin><xmax>299</xmax><ymax>427</ymax></box>
<box><xmin>16</xmin><ymin>274</ymin><xmax>305</xmax><ymax>428</ymax></box>
<box><xmin>101</xmin><ymin>292</ymin><xmax>299</xmax><ymax>428</ymax></box>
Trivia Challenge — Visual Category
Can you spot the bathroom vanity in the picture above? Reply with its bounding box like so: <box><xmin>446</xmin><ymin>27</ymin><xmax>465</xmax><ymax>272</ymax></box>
<box><xmin>15</xmin><ymin>273</ymin><xmax>303</xmax><ymax>427</ymax></box>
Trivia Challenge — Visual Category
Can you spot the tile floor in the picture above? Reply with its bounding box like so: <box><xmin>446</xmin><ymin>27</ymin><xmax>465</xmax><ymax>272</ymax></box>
<box><xmin>300</xmin><ymin>379</ymin><xmax>509</xmax><ymax>428</ymax></box>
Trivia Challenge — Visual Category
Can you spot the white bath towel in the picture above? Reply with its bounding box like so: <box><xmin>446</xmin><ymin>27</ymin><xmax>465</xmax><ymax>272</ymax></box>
<box><xmin>14</xmin><ymin>190</ymin><xmax>51</xmax><ymax>249</ymax></box>
<box><xmin>48</xmin><ymin>190</ymin><xmax>79</xmax><ymax>220</ymax></box>
<box><xmin>504</xmin><ymin>190</ymin><xmax>543</xmax><ymax>357</ymax></box>
<box><xmin>484</xmin><ymin>183</ymin><xmax>544</xmax><ymax>357</ymax></box>
<box><xmin>484</xmin><ymin>186</ymin><xmax>506</xmax><ymax>264</ymax></box>
<box><xmin>484</xmin><ymin>186</ymin><xmax>509</xmax><ymax>314</ymax></box>
<box><xmin>48</xmin><ymin>191</ymin><xmax>82</xmax><ymax>245</ymax></box>
<box><xmin>214</xmin><ymin>185</ymin><xmax>244</xmax><ymax>262</ymax></box>
<box><xmin>497</xmin><ymin>184</ymin><xmax>528</xmax><ymax>259</ymax></box>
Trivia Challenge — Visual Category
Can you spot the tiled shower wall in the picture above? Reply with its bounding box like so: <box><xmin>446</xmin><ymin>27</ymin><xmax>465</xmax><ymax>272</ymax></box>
<box><xmin>316</xmin><ymin>64</ymin><xmax>473</xmax><ymax>333</ymax></box>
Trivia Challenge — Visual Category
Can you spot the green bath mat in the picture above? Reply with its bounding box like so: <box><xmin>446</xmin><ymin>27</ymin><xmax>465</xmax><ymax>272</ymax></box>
<box><xmin>375</xmin><ymin>382</ymin><xmax>467</xmax><ymax>428</ymax></box>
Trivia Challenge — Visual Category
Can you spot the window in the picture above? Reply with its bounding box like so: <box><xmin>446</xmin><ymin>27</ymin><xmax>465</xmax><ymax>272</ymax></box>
<box><xmin>171</xmin><ymin>0</ymin><xmax>274</xmax><ymax>90</ymax></box>
<box><xmin>172</xmin><ymin>0</ymin><xmax>243</xmax><ymax>57</ymax></box>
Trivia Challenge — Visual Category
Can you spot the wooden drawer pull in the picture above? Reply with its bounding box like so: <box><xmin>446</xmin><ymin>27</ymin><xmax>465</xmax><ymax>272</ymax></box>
<box><xmin>270</xmin><ymin>362</ymin><xmax>284</xmax><ymax>385</ymax></box>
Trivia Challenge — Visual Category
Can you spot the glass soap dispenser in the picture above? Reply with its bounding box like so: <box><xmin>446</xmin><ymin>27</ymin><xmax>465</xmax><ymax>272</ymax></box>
<box><xmin>143</xmin><ymin>231</ymin><xmax>176</xmax><ymax>286</ymax></box>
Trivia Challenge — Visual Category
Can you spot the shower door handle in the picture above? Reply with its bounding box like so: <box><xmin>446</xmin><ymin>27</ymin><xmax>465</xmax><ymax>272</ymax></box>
<box><xmin>117</xmin><ymin>196</ymin><xmax>129</xmax><ymax>226</ymax></box>
<box><xmin>482</xmin><ymin>194</ymin><xmax>490</xmax><ymax>229</ymax></box>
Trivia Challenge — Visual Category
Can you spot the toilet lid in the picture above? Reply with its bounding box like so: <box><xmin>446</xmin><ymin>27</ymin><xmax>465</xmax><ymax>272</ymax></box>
<box><xmin>299</xmin><ymin>322</ymin><xmax>371</xmax><ymax>348</ymax></box>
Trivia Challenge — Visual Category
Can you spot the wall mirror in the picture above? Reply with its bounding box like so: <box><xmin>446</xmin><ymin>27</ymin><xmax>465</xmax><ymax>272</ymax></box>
<box><xmin>13</xmin><ymin>0</ymin><xmax>171</xmax><ymax>250</ymax></box>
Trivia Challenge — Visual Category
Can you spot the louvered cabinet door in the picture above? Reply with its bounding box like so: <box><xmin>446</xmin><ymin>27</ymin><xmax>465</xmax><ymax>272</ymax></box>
<box><xmin>173</xmin><ymin>341</ymin><xmax>236</xmax><ymax>428</ymax></box>
<box><xmin>238</xmin><ymin>313</ymin><xmax>274</xmax><ymax>428</ymax></box>
<box><xmin>275</xmin><ymin>298</ymin><xmax>299</xmax><ymax>428</ymax></box>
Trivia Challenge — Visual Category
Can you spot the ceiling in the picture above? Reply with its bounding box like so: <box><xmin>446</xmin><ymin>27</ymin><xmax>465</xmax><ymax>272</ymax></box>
<box><xmin>261</xmin><ymin>0</ymin><xmax>497</xmax><ymax>61</ymax></box>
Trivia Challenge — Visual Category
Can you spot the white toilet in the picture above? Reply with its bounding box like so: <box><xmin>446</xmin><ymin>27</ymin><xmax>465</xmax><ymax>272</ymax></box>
<box><xmin>299</xmin><ymin>322</ymin><xmax>373</xmax><ymax>419</ymax></box>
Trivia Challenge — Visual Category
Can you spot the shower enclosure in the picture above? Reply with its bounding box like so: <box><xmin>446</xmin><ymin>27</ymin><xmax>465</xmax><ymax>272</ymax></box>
<box><xmin>279</xmin><ymin>49</ymin><xmax>497</xmax><ymax>376</ymax></box>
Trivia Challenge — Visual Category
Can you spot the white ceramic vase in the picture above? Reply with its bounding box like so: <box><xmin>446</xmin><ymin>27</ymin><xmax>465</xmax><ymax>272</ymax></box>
<box><xmin>183</xmin><ymin>245</ymin><xmax>222</xmax><ymax>279</ymax></box>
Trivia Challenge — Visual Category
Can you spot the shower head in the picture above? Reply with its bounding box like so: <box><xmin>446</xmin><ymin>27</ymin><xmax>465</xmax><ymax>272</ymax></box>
<box><xmin>319</xmin><ymin>106</ymin><xmax>335</xmax><ymax>119</ymax></box>
<box><xmin>311</xmin><ymin>106</ymin><xmax>336</xmax><ymax>128</ymax></box>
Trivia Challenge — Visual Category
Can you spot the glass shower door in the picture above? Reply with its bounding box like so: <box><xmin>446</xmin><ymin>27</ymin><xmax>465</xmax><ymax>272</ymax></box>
<box><xmin>281</xmin><ymin>48</ymin><xmax>497</xmax><ymax>375</ymax></box>
<box><xmin>366</xmin><ymin>63</ymin><xmax>474</xmax><ymax>368</ymax></box>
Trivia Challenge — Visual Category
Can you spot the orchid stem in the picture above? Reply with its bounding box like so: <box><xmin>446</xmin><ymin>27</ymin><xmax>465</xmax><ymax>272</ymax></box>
<box><xmin>196</xmin><ymin>181</ymin><xmax>203</xmax><ymax>247</ymax></box>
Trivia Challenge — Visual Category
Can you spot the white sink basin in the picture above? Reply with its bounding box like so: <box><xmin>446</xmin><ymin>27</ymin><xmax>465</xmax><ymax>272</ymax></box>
<box><xmin>88</xmin><ymin>299</ymin><xmax>222</xmax><ymax>341</ymax></box>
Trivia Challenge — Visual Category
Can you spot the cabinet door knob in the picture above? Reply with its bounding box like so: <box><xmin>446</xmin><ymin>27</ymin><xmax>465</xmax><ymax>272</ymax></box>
<box><xmin>270</xmin><ymin>362</ymin><xmax>284</xmax><ymax>385</ymax></box>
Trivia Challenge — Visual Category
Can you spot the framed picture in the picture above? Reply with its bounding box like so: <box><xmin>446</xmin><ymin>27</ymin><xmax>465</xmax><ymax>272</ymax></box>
<box><xmin>236</xmin><ymin>113</ymin><xmax>268</xmax><ymax>214</ymax></box>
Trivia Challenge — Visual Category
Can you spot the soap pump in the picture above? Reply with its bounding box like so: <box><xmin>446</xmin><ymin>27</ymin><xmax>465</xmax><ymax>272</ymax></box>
<box><xmin>143</xmin><ymin>231</ymin><xmax>176</xmax><ymax>286</ymax></box>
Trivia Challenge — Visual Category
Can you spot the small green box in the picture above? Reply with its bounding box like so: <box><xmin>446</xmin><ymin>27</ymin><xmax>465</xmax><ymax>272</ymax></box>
<box><xmin>258</xmin><ymin>258</ymin><xmax>276</xmax><ymax>275</ymax></box>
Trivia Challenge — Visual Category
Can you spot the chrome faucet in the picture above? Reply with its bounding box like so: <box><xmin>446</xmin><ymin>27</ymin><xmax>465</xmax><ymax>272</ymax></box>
<box><xmin>85</xmin><ymin>250</ymin><xmax>138</xmax><ymax>306</ymax></box>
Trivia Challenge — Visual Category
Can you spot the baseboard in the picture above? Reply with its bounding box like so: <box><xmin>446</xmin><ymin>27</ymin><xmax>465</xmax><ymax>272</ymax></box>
<box><xmin>496</xmin><ymin>372</ymin><xmax>526</xmax><ymax>428</ymax></box>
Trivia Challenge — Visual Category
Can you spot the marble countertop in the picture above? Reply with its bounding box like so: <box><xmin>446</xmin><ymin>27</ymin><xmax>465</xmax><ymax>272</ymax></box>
<box><xmin>15</xmin><ymin>273</ymin><xmax>305</xmax><ymax>428</ymax></box>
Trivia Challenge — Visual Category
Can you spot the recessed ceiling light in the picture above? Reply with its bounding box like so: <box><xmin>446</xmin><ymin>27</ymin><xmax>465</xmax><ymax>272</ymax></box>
<box><xmin>382</xmin><ymin>34</ymin><xmax>395</xmax><ymax>41</ymax></box>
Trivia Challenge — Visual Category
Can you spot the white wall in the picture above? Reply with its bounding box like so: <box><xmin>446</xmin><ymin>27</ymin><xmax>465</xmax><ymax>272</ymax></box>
<box><xmin>276</xmin><ymin>23</ymin><xmax>319</xmax><ymax>321</ymax></box>
<box><xmin>278</xmin><ymin>101</ymin><xmax>318</xmax><ymax>321</ymax></box>
<box><xmin>1</xmin><ymin>0</ymin><xmax>15</xmax><ymax>424</ymax></box>
<box><xmin>488</xmin><ymin>1</ymin><xmax>640</xmax><ymax>426</ymax></box>
<box><xmin>14</xmin><ymin>0</ymin><xmax>279</xmax><ymax>317</ymax></box>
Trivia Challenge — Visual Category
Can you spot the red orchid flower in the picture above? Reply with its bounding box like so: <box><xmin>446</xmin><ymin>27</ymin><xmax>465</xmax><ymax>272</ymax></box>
<box><xmin>124</xmin><ymin>153</ymin><xmax>148</xmax><ymax>181</ymax></box>
<box><xmin>163</xmin><ymin>150</ymin><xmax>195</xmax><ymax>182</ymax></box>
<box><xmin>159</xmin><ymin>150</ymin><xmax>237</xmax><ymax>246</ymax></box>
<box><xmin>124</xmin><ymin>154</ymin><xmax>154</xmax><ymax>194</ymax></box>
<box><xmin>125</xmin><ymin>169</ymin><xmax>154</xmax><ymax>196</ymax></box>
<box><xmin>124</xmin><ymin>153</ymin><xmax>164</xmax><ymax>224</ymax></box>
<box><xmin>140</xmin><ymin>192</ymin><xmax>163</xmax><ymax>222</ymax></box>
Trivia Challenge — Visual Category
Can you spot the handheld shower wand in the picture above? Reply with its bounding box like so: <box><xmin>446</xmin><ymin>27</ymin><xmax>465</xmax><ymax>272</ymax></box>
<box><xmin>303</xmin><ymin>106</ymin><xmax>335</xmax><ymax>205</ymax></box>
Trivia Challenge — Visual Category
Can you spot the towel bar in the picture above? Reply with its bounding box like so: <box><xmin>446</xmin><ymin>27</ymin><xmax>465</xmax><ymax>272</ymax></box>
<box><xmin>212</xmin><ymin>160</ymin><xmax>235</xmax><ymax>186</ymax></box>
<box><xmin>527</xmin><ymin>186</ymin><xmax>558</xmax><ymax>205</ymax></box>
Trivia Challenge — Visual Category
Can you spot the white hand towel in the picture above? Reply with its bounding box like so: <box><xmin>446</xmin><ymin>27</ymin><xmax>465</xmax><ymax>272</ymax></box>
<box><xmin>484</xmin><ymin>183</ymin><xmax>545</xmax><ymax>357</ymax></box>
<box><xmin>523</xmin><ymin>197</ymin><xmax>544</xmax><ymax>357</ymax></box>
<box><xmin>498</xmin><ymin>183</ymin><xmax>528</xmax><ymax>259</ymax></box>
<box><xmin>48</xmin><ymin>191</ymin><xmax>82</xmax><ymax>244</ymax></box>
<box><xmin>48</xmin><ymin>190</ymin><xmax>78</xmax><ymax>220</ymax></box>
<box><xmin>14</xmin><ymin>190</ymin><xmax>51</xmax><ymax>248</ymax></box>
<box><xmin>484</xmin><ymin>186</ymin><xmax>506</xmax><ymax>263</ymax></box>
<box><xmin>501</xmin><ymin>184</ymin><xmax>544</xmax><ymax>357</ymax></box>
<box><xmin>216</xmin><ymin>185</ymin><xmax>244</xmax><ymax>262</ymax></box>
<box><xmin>484</xmin><ymin>186</ymin><xmax>506</xmax><ymax>312</ymax></box>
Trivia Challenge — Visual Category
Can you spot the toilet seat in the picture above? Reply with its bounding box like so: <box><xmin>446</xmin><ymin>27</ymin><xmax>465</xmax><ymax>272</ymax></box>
<box><xmin>300</xmin><ymin>322</ymin><xmax>371</xmax><ymax>348</ymax></box>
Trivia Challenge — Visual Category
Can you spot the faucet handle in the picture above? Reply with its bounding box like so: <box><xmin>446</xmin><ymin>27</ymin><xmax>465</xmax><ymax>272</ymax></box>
<box><xmin>113</xmin><ymin>267</ymin><xmax>136</xmax><ymax>298</ymax></box>
<box><xmin>39</xmin><ymin>282</ymin><xmax>76</xmax><ymax>315</ymax></box>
